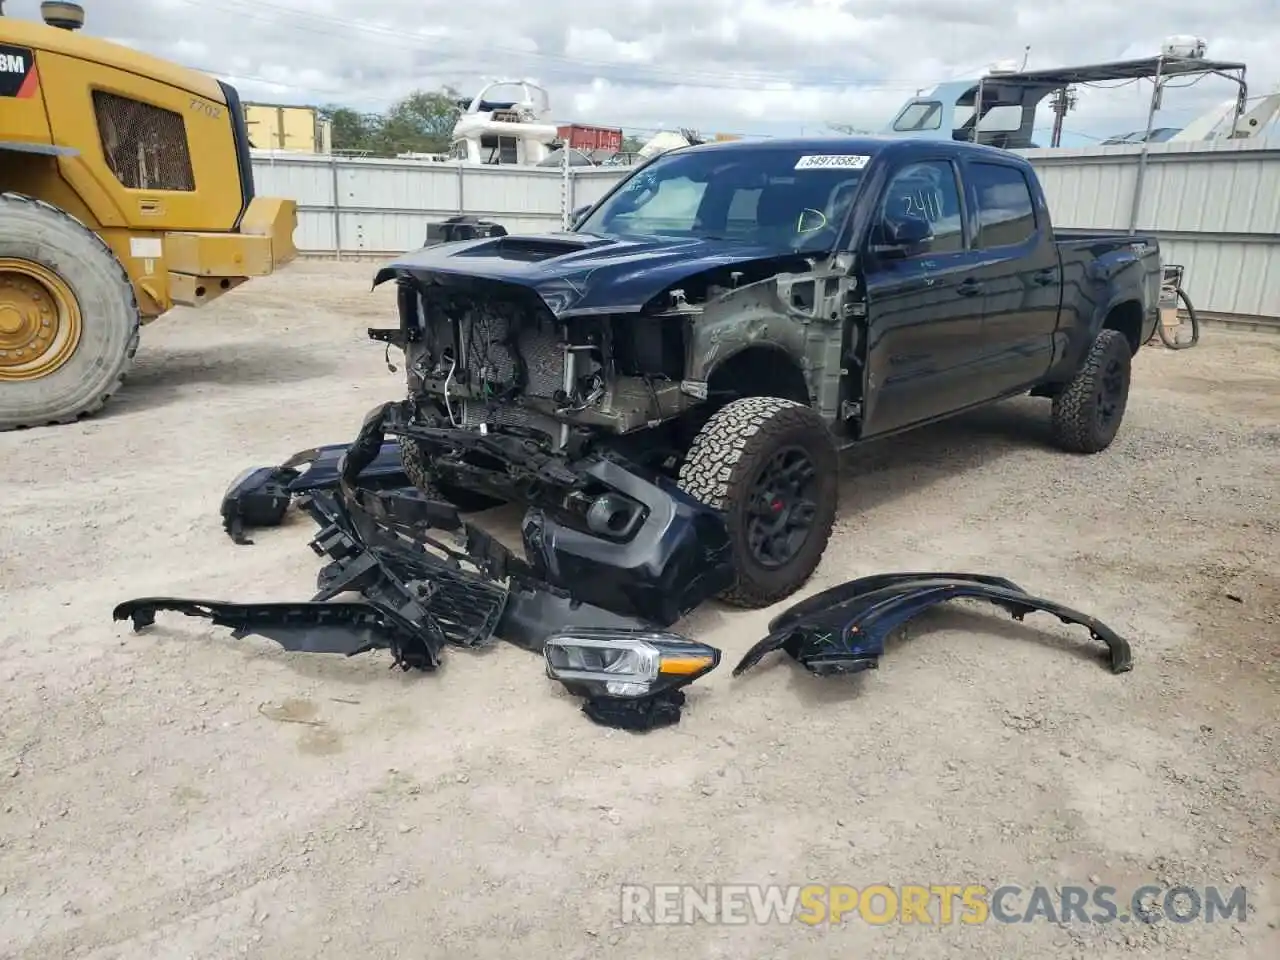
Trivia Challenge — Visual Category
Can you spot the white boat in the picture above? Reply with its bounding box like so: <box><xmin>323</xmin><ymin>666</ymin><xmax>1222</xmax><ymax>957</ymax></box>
<box><xmin>1166</xmin><ymin>89</ymin><xmax>1280</xmax><ymax>141</ymax></box>
<box><xmin>877</xmin><ymin>40</ymin><xmax>1257</xmax><ymax>149</ymax></box>
<box><xmin>449</xmin><ymin>80</ymin><xmax>559</xmax><ymax>165</ymax></box>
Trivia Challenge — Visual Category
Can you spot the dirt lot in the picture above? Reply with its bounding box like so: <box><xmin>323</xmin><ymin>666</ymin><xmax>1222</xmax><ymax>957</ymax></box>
<box><xmin>1</xmin><ymin>260</ymin><xmax>1277</xmax><ymax>959</ymax></box>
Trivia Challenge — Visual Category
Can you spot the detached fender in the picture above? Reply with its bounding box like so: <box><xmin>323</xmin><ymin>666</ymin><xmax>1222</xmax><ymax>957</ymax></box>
<box><xmin>767</xmin><ymin>572</ymin><xmax>1025</xmax><ymax>634</ymax></box>
<box><xmin>734</xmin><ymin>574</ymin><xmax>1133</xmax><ymax>677</ymax></box>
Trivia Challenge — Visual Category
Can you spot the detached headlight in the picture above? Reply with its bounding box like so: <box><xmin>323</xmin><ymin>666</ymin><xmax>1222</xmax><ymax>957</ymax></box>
<box><xmin>544</xmin><ymin>629</ymin><xmax>721</xmax><ymax>731</ymax></box>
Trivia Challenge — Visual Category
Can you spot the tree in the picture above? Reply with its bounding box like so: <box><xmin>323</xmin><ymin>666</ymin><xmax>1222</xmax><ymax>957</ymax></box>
<box><xmin>318</xmin><ymin>87</ymin><xmax>464</xmax><ymax>156</ymax></box>
<box><xmin>318</xmin><ymin>105</ymin><xmax>381</xmax><ymax>152</ymax></box>
<box><xmin>373</xmin><ymin>88</ymin><xmax>463</xmax><ymax>155</ymax></box>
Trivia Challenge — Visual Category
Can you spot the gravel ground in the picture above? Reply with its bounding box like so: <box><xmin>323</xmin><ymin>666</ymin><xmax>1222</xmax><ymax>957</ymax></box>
<box><xmin>1</xmin><ymin>260</ymin><xmax>1277</xmax><ymax>960</ymax></box>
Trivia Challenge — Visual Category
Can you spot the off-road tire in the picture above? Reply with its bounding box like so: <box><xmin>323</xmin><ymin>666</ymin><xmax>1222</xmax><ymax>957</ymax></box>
<box><xmin>1049</xmin><ymin>328</ymin><xmax>1132</xmax><ymax>454</ymax></box>
<box><xmin>0</xmin><ymin>193</ymin><xmax>140</xmax><ymax>431</ymax></box>
<box><xmin>398</xmin><ymin>435</ymin><xmax>506</xmax><ymax>512</ymax></box>
<box><xmin>678</xmin><ymin>396</ymin><xmax>839</xmax><ymax>608</ymax></box>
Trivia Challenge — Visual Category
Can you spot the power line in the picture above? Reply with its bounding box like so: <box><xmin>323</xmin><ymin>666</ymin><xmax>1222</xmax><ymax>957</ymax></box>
<box><xmin>185</xmin><ymin>66</ymin><xmax>403</xmax><ymax>104</ymax></box>
<box><xmin>187</xmin><ymin>65</ymin><xmax>778</xmax><ymax>138</ymax></box>
<box><xmin>169</xmin><ymin>0</ymin><xmax>973</xmax><ymax>93</ymax></box>
<box><xmin>194</xmin><ymin>66</ymin><xmax>1181</xmax><ymax>145</ymax></box>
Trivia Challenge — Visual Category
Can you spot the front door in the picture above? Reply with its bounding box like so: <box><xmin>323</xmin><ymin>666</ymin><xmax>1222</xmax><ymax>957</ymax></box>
<box><xmin>860</xmin><ymin>158</ymin><xmax>986</xmax><ymax>436</ymax></box>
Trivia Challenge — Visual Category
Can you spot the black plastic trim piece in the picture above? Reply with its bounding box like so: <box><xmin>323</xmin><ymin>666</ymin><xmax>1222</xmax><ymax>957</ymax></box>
<box><xmin>216</xmin><ymin>79</ymin><xmax>256</xmax><ymax>230</ymax></box>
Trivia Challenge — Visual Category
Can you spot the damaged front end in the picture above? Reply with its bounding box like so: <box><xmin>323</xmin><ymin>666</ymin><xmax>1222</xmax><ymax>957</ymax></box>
<box><xmin>733</xmin><ymin>572</ymin><xmax>1134</xmax><ymax>677</ymax></box>
<box><xmin>115</xmin><ymin>400</ymin><xmax>736</xmax><ymax>728</ymax></box>
<box><xmin>368</xmin><ymin>259</ymin><xmax>701</xmax><ymax>463</ymax></box>
<box><xmin>355</xmin><ymin>398</ymin><xmax>736</xmax><ymax>626</ymax></box>
<box><xmin>367</xmin><ymin>231</ymin><xmax>854</xmax><ymax>479</ymax></box>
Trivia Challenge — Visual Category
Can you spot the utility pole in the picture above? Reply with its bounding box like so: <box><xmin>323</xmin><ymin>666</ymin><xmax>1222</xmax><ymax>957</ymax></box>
<box><xmin>1049</xmin><ymin>85</ymin><xmax>1078</xmax><ymax>147</ymax></box>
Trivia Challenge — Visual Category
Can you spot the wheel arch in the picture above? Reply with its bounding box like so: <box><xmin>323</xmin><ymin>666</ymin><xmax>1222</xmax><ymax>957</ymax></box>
<box><xmin>1101</xmin><ymin>298</ymin><xmax>1145</xmax><ymax>355</ymax></box>
<box><xmin>705</xmin><ymin>343</ymin><xmax>811</xmax><ymax>406</ymax></box>
<box><xmin>677</xmin><ymin>394</ymin><xmax>839</xmax><ymax>608</ymax></box>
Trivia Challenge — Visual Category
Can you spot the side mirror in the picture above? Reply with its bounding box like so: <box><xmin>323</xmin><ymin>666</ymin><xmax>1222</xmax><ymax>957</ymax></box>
<box><xmin>570</xmin><ymin>204</ymin><xmax>591</xmax><ymax>228</ymax></box>
<box><xmin>871</xmin><ymin>215</ymin><xmax>933</xmax><ymax>257</ymax></box>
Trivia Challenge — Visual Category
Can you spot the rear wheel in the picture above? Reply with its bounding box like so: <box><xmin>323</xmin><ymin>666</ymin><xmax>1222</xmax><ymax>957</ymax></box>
<box><xmin>678</xmin><ymin>396</ymin><xmax>839</xmax><ymax>608</ymax></box>
<box><xmin>1049</xmin><ymin>328</ymin><xmax>1132</xmax><ymax>454</ymax></box>
<box><xmin>397</xmin><ymin>435</ymin><xmax>506</xmax><ymax>512</ymax></box>
<box><xmin>0</xmin><ymin>193</ymin><xmax>139</xmax><ymax>431</ymax></box>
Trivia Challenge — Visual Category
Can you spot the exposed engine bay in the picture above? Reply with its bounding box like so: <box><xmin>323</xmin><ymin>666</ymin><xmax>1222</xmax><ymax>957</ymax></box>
<box><xmin>375</xmin><ymin>276</ymin><xmax>702</xmax><ymax>446</ymax></box>
<box><xmin>369</xmin><ymin>248</ymin><xmax>864</xmax><ymax>458</ymax></box>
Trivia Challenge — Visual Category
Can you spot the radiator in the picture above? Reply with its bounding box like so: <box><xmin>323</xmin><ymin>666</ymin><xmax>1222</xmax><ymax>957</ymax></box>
<box><xmin>455</xmin><ymin>305</ymin><xmax>565</xmax><ymax>439</ymax></box>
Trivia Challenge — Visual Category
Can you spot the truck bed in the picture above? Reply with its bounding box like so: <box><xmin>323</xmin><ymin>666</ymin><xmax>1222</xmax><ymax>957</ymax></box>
<box><xmin>1052</xmin><ymin>226</ymin><xmax>1159</xmax><ymax>249</ymax></box>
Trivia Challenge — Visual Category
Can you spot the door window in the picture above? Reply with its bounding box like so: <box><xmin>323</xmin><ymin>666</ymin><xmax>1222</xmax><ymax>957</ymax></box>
<box><xmin>877</xmin><ymin>160</ymin><xmax>965</xmax><ymax>254</ymax></box>
<box><xmin>892</xmin><ymin>101</ymin><xmax>944</xmax><ymax>132</ymax></box>
<box><xmin>969</xmin><ymin>162</ymin><xmax>1037</xmax><ymax>248</ymax></box>
<box><xmin>606</xmin><ymin>176</ymin><xmax>709</xmax><ymax>235</ymax></box>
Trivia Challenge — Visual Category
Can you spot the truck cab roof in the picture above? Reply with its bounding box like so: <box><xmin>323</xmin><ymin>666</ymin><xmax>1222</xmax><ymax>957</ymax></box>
<box><xmin>673</xmin><ymin>134</ymin><xmax>1035</xmax><ymax>168</ymax></box>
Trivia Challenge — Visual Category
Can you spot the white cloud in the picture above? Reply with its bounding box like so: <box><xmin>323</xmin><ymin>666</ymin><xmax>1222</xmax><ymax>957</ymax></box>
<box><xmin>12</xmin><ymin>0</ymin><xmax>1278</xmax><ymax>142</ymax></box>
<box><xmin>565</xmin><ymin>27</ymin><xmax>659</xmax><ymax>65</ymax></box>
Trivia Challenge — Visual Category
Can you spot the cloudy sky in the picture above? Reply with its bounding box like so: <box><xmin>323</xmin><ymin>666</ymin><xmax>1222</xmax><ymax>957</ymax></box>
<box><xmin>18</xmin><ymin>0</ymin><xmax>1280</xmax><ymax>144</ymax></box>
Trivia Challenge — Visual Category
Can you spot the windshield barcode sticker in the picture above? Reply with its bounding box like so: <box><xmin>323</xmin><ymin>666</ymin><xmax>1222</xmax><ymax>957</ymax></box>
<box><xmin>795</xmin><ymin>154</ymin><xmax>871</xmax><ymax>170</ymax></box>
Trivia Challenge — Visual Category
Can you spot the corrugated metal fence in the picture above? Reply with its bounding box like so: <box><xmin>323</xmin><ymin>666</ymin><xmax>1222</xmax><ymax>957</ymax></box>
<box><xmin>251</xmin><ymin>139</ymin><xmax>1280</xmax><ymax>320</ymax></box>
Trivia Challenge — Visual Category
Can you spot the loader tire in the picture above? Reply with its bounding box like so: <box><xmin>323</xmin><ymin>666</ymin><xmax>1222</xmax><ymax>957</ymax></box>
<box><xmin>1049</xmin><ymin>328</ymin><xmax>1132</xmax><ymax>454</ymax></box>
<box><xmin>678</xmin><ymin>396</ymin><xmax>839</xmax><ymax>609</ymax></box>
<box><xmin>0</xmin><ymin>193</ymin><xmax>140</xmax><ymax>431</ymax></box>
<box><xmin>397</xmin><ymin>435</ymin><xmax>505</xmax><ymax>512</ymax></box>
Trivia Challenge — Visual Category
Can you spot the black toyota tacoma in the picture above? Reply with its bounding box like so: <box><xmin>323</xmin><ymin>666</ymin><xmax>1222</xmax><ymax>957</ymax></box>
<box><xmin>364</xmin><ymin>136</ymin><xmax>1161</xmax><ymax>611</ymax></box>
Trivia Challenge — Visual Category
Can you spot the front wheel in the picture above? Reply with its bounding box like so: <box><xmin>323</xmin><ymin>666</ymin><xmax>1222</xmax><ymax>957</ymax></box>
<box><xmin>678</xmin><ymin>396</ymin><xmax>839</xmax><ymax>608</ymax></box>
<box><xmin>1049</xmin><ymin>328</ymin><xmax>1132</xmax><ymax>454</ymax></box>
<box><xmin>397</xmin><ymin>435</ymin><xmax>506</xmax><ymax>512</ymax></box>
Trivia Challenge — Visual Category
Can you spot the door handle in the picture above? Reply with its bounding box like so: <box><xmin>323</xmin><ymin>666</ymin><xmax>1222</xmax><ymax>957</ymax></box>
<box><xmin>956</xmin><ymin>278</ymin><xmax>984</xmax><ymax>297</ymax></box>
<box><xmin>1032</xmin><ymin>269</ymin><xmax>1057</xmax><ymax>286</ymax></box>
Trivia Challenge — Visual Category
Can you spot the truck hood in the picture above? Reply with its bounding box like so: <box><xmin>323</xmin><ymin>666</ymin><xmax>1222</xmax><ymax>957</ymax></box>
<box><xmin>371</xmin><ymin>231</ymin><xmax>813</xmax><ymax>317</ymax></box>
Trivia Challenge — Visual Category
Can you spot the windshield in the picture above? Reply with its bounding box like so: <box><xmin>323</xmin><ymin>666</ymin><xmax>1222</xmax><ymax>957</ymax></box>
<box><xmin>575</xmin><ymin>146</ymin><xmax>871</xmax><ymax>254</ymax></box>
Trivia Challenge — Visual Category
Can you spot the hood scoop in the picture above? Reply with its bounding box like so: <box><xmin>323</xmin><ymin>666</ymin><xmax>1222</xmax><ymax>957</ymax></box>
<box><xmin>470</xmin><ymin>234</ymin><xmax>606</xmax><ymax>261</ymax></box>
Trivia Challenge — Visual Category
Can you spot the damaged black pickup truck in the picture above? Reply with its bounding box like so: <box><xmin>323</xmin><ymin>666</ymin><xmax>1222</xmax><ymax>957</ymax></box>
<box><xmin>367</xmin><ymin>136</ymin><xmax>1161</xmax><ymax>607</ymax></box>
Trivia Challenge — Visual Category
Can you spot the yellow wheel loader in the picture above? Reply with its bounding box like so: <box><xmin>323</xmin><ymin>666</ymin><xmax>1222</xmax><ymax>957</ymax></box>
<box><xmin>0</xmin><ymin>2</ymin><xmax>297</xmax><ymax>430</ymax></box>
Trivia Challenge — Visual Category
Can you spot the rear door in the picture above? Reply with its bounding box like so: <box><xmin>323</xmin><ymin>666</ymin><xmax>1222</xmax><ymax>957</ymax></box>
<box><xmin>860</xmin><ymin>156</ymin><xmax>988</xmax><ymax>435</ymax></box>
<box><xmin>961</xmin><ymin>159</ymin><xmax>1060</xmax><ymax>394</ymax></box>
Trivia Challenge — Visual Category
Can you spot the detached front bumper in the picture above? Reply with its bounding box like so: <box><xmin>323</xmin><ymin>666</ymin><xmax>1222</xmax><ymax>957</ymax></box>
<box><xmin>116</xmin><ymin>400</ymin><xmax>735</xmax><ymax>677</ymax></box>
<box><xmin>347</xmin><ymin>400</ymin><xmax>736</xmax><ymax>626</ymax></box>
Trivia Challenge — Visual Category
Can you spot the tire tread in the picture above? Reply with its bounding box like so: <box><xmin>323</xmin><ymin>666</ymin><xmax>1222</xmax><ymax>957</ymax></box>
<box><xmin>0</xmin><ymin>192</ymin><xmax>140</xmax><ymax>431</ymax></box>
<box><xmin>678</xmin><ymin>396</ymin><xmax>838</xmax><ymax>607</ymax></box>
<box><xmin>1049</xmin><ymin>328</ymin><xmax>1131</xmax><ymax>454</ymax></box>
